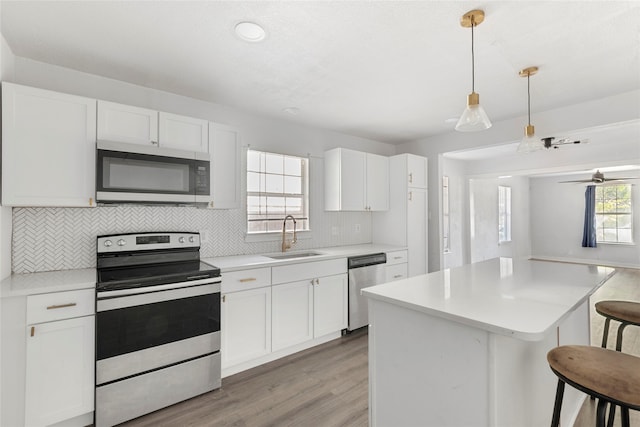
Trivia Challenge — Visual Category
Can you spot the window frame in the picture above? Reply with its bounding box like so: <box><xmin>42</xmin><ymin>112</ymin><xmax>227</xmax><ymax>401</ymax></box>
<box><xmin>595</xmin><ymin>183</ymin><xmax>634</xmax><ymax>244</ymax></box>
<box><xmin>246</xmin><ymin>149</ymin><xmax>310</xmax><ymax>236</ymax></box>
<box><xmin>442</xmin><ymin>176</ymin><xmax>451</xmax><ymax>253</ymax></box>
<box><xmin>498</xmin><ymin>185</ymin><xmax>512</xmax><ymax>243</ymax></box>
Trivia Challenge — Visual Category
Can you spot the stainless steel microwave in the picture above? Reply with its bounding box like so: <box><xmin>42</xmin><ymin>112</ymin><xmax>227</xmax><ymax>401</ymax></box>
<box><xmin>96</xmin><ymin>141</ymin><xmax>210</xmax><ymax>204</ymax></box>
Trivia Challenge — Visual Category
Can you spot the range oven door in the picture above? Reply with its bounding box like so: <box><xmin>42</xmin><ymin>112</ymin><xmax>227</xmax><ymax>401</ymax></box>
<box><xmin>96</xmin><ymin>141</ymin><xmax>210</xmax><ymax>204</ymax></box>
<box><xmin>96</xmin><ymin>279</ymin><xmax>220</xmax><ymax>385</ymax></box>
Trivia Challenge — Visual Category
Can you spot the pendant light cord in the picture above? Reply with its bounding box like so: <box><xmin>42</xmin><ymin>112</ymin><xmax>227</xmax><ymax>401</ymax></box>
<box><xmin>471</xmin><ymin>16</ymin><xmax>475</xmax><ymax>93</ymax></box>
<box><xmin>527</xmin><ymin>73</ymin><xmax>531</xmax><ymax>126</ymax></box>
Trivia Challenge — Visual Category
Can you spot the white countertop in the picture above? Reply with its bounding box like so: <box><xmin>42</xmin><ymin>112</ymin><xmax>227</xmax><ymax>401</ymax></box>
<box><xmin>362</xmin><ymin>257</ymin><xmax>616</xmax><ymax>341</ymax></box>
<box><xmin>0</xmin><ymin>268</ymin><xmax>96</xmax><ymax>298</ymax></box>
<box><xmin>203</xmin><ymin>244</ymin><xmax>406</xmax><ymax>272</ymax></box>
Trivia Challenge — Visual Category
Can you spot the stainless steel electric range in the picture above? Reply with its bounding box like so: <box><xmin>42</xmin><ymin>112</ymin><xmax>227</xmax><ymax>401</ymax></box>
<box><xmin>95</xmin><ymin>232</ymin><xmax>221</xmax><ymax>427</ymax></box>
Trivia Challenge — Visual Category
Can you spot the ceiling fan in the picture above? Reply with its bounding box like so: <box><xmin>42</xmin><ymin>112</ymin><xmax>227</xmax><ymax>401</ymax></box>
<box><xmin>559</xmin><ymin>170</ymin><xmax>639</xmax><ymax>184</ymax></box>
<box><xmin>541</xmin><ymin>136</ymin><xmax>589</xmax><ymax>149</ymax></box>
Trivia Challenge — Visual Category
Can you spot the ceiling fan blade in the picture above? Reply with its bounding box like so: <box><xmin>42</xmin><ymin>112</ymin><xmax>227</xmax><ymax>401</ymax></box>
<box><xmin>558</xmin><ymin>179</ymin><xmax>595</xmax><ymax>183</ymax></box>
<box><xmin>603</xmin><ymin>177</ymin><xmax>639</xmax><ymax>182</ymax></box>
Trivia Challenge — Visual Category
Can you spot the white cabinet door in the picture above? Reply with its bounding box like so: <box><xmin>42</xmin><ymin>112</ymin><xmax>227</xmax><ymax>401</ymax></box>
<box><xmin>407</xmin><ymin>154</ymin><xmax>428</xmax><ymax>189</ymax></box>
<box><xmin>313</xmin><ymin>273</ymin><xmax>347</xmax><ymax>337</ymax></box>
<box><xmin>221</xmin><ymin>287</ymin><xmax>271</xmax><ymax>368</ymax></box>
<box><xmin>158</xmin><ymin>112</ymin><xmax>208</xmax><ymax>153</ymax></box>
<box><xmin>407</xmin><ymin>188</ymin><xmax>427</xmax><ymax>276</ymax></box>
<box><xmin>339</xmin><ymin>149</ymin><xmax>367</xmax><ymax>211</ymax></box>
<box><xmin>208</xmin><ymin>123</ymin><xmax>241</xmax><ymax>209</ymax></box>
<box><xmin>324</xmin><ymin>148</ymin><xmax>389</xmax><ymax>211</ymax></box>
<box><xmin>25</xmin><ymin>316</ymin><xmax>95</xmax><ymax>427</ymax></box>
<box><xmin>97</xmin><ymin>100</ymin><xmax>158</xmax><ymax>146</ymax></box>
<box><xmin>272</xmin><ymin>280</ymin><xmax>313</xmax><ymax>351</ymax></box>
<box><xmin>366</xmin><ymin>153</ymin><xmax>389</xmax><ymax>211</ymax></box>
<box><xmin>2</xmin><ymin>82</ymin><xmax>96</xmax><ymax>207</ymax></box>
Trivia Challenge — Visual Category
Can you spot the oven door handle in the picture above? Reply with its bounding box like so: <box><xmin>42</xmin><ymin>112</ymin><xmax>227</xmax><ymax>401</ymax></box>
<box><xmin>97</xmin><ymin>277</ymin><xmax>221</xmax><ymax>299</ymax></box>
<box><xmin>97</xmin><ymin>279</ymin><xmax>221</xmax><ymax>312</ymax></box>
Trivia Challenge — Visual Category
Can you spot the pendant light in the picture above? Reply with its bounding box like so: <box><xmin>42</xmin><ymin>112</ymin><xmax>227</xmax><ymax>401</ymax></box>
<box><xmin>455</xmin><ymin>10</ymin><xmax>492</xmax><ymax>132</ymax></box>
<box><xmin>516</xmin><ymin>66</ymin><xmax>544</xmax><ymax>153</ymax></box>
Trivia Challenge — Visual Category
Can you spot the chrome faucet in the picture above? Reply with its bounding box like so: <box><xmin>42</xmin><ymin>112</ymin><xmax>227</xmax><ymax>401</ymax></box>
<box><xmin>282</xmin><ymin>215</ymin><xmax>297</xmax><ymax>252</ymax></box>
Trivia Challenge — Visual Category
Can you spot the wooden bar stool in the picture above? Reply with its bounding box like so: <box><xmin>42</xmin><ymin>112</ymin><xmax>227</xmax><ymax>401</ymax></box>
<box><xmin>547</xmin><ymin>345</ymin><xmax>640</xmax><ymax>427</ymax></box>
<box><xmin>595</xmin><ymin>300</ymin><xmax>640</xmax><ymax>351</ymax></box>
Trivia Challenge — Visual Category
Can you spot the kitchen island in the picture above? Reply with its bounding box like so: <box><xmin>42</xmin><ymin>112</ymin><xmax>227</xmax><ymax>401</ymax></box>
<box><xmin>362</xmin><ymin>258</ymin><xmax>615</xmax><ymax>427</ymax></box>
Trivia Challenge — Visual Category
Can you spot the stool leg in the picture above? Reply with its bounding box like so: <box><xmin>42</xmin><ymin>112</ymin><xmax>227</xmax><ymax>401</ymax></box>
<box><xmin>615</xmin><ymin>323</ymin><xmax>628</xmax><ymax>352</ymax></box>
<box><xmin>601</xmin><ymin>318</ymin><xmax>611</xmax><ymax>348</ymax></box>
<box><xmin>596</xmin><ymin>399</ymin><xmax>608</xmax><ymax>427</ymax></box>
<box><xmin>551</xmin><ymin>379</ymin><xmax>565</xmax><ymax>427</ymax></box>
<box><xmin>607</xmin><ymin>403</ymin><xmax>616</xmax><ymax>427</ymax></box>
<box><xmin>621</xmin><ymin>407</ymin><xmax>630</xmax><ymax>427</ymax></box>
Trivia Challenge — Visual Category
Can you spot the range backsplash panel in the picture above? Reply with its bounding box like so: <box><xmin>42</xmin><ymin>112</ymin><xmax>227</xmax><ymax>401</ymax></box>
<box><xmin>12</xmin><ymin>206</ymin><xmax>372</xmax><ymax>273</ymax></box>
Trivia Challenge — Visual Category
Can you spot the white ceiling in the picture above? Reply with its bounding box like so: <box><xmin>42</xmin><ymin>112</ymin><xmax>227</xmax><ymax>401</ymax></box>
<box><xmin>2</xmin><ymin>1</ymin><xmax>639</xmax><ymax>144</ymax></box>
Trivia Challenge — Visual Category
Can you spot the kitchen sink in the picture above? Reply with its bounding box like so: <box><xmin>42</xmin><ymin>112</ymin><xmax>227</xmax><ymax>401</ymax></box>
<box><xmin>267</xmin><ymin>251</ymin><xmax>324</xmax><ymax>260</ymax></box>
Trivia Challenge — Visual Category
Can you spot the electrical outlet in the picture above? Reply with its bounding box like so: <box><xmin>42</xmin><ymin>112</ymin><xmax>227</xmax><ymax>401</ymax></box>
<box><xmin>199</xmin><ymin>230</ymin><xmax>210</xmax><ymax>243</ymax></box>
<box><xmin>332</xmin><ymin>226</ymin><xmax>339</xmax><ymax>236</ymax></box>
<box><xmin>354</xmin><ymin>223</ymin><xmax>361</xmax><ymax>233</ymax></box>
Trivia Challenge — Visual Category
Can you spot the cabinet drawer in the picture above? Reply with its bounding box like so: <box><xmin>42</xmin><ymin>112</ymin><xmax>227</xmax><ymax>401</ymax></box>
<box><xmin>386</xmin><ymin>250</ymin><xmax>408</xmax><ymax>265</ymax></box>
<box><xmin>222</xmin><ymin>267</ymin><xmax>271</xmax><ymax>293</ymax></box>
<box><xmin>27</xmin><ymin>289</ymin><xmax>95</xmax><ymax>324</ymax></box>
<box><xmin>272</xmin><ymin>258</ymin><xmax>346</xmax><ymax>284</ymax></box>
<box><xmin>386</xmin><ymin>263</ymin><xmax>408</xmax><ymax>282</ymax></box>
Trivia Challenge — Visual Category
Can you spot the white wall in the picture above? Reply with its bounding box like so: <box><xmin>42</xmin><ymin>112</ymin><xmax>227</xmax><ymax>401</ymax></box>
<box><xmin>0</xmin><ymin>35</ymin><xmax>15</xmax><ymax>280</ymax></box>
<box><xmin>468</xmin><ymin>176</ymin><xmax>532</xmax><ymax>264</ymax></box>
<box><xmin>398</xmin><ymin>91</ymin><xmax>640</xmax><ymax>271</ymax></box>
<box><xmin>530</xmin><ymin>174</ymin><xmax>640</xmax><ymax>268</ymax></box>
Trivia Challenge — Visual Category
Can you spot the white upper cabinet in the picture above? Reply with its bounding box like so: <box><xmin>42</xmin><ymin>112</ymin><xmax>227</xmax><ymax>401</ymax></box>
<box><xmin>97</xmin><ymin>101</ymin><xmax>208</xmax><ymax>153</ymax></box>
<box><xmin>158</xmin><ymin>112</ymin><xmax>208</xmax><ymax>153</ymax></box>
<box><xmin>1</xmin><ymin>82</ymin><xmax>97</xmax><ymax>207</ymax></box>
<box><xmin>407</xmin><ymin>154</ymin><xmax>428</xmax><ymax>189</ymax></box>
<box><xmin>97</xmin><ymin>100</ymin><xmax>158</xmax><ymax>146</ymax></box>
<box><xmin>324</xmin><ymin>147</ymin><xmax>389</xmax><ymax>211</ymax></box>
<box><xmin>206</xmin><ymin>122</ymin><xmax>241</xmax><ymax>209</ymax></box>
<box><xmin>366</xmin><ymin>152</ymin><xmax>390</xmax><ymax>211</ymax></box>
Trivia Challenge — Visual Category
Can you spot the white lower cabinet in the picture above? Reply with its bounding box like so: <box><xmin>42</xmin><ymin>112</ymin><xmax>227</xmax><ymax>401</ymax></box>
<box><xmin>272</xmin><ymin>273</ymin><xmax>348</xmax><ymax>352</ymax></box>
<box><xmin>272</xmin><ymin>280</ymin><xmax>314</xmax><ymax>351</ymax></box>
<box><xmin>25</xmin><ymin>315</ymin><xmax>95</xmax><ymax>427</ymax></box>
<box><xmin>313</xmin><ymin>274</ymin><xmax>348</xmax><ymax>337</ymax></box>
<box><xmin>221</xmin><ymin>287</ymin><xmax>272</xmax><ymax>368</ymax></box>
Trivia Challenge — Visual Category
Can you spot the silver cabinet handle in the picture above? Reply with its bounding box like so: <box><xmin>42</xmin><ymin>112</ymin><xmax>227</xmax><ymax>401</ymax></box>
<box><xmin>46</xmin><ymin>303</ymin><xmax>77</xmax><ymax>310</ymax></box>
<box><xmin>393</xmin><ymin>274</ymin><xmax>403</xmax><ymax>279</ymax></box>
<box><xmin>409</xmin><ymin>172</ymin><xmax>413</xmax><ymax>183</ymax></box>
<box><xmin>408</xmin><ymin>191</ymin><xmax>413</xmax><ymax>201</ymax></box>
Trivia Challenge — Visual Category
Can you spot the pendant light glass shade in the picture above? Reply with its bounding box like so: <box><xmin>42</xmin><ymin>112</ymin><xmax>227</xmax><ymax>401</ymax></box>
<box><xmin>516</xmin><ymin>66</ymin><xmax>543</xmax><ymax>153</ymax></box>
<box><xmin>517</xmin><ymin>125</ymin><xmax>543</xmax><ymax>153</ymax></box>
<box><xmin>456</xmin><ymin>92</ymin><xmax>492</xmax><ymax>132</ymax></box>
<box><xmin>456</xmin><ymin>10</ymin><xmax>492</xmax><ymax>132</ymax></box>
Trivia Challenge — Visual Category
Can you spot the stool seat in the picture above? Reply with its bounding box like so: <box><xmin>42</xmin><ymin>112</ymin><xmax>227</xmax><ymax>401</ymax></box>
<box><xmin>547</xmin><ymin>345</ymin><xmax>640</xmax><ymax>411</ymax></box>
<box><xmin>595</xmin><ymin>301</ymin><xmax>640</xmax><ymax>325</ymax></box>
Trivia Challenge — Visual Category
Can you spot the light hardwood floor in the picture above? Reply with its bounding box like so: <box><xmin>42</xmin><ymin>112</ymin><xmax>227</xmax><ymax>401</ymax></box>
<box><xmin>122</xmin><ymin>268</ymin><xmax>639</xmax><ymax>427</ymax></box>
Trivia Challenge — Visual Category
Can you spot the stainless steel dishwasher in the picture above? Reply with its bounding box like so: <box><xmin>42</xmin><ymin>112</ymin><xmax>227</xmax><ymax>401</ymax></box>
<box><xmin>347</xmin><ymin>252</ymin><xmax>387</xmax><ymax>331</ymax></box>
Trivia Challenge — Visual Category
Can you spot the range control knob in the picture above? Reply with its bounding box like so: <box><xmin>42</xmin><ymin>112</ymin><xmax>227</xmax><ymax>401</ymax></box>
<box><xmin>117</xmin><ymin>239</ymin><xmax>126</xmax><ymax>247</ymax></box>
<box><xmin>179</xmin><ymin>237</ymin><xmax>185</xmax><ymax>243</ymax></box>
<box><xmin>104</xmin><ymin>240</ymin><xmax>113</xmax><ymax>247</ymax></box>
<box><xmin>189</xmin><ymin>236</ymin><xmax>195</xmax><ymax>243</ymax></box>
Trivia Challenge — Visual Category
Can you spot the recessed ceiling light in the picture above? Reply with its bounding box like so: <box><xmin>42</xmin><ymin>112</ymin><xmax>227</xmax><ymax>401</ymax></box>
<box><xmin>282</xmin><ymin>107</ymin><xmax>300</xmax><ymax>115</ymax></box>
<box><xmin>234</xmin><ymin>21</ymin><xmax>266</xmax><ymax>42</ymax></box>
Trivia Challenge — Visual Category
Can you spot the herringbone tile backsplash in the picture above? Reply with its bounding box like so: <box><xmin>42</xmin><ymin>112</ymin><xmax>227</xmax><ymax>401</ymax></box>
<box><xmin>12</xmin><ymin>206</ymin><xmax>371</xmax><ymax>273</ymax></box>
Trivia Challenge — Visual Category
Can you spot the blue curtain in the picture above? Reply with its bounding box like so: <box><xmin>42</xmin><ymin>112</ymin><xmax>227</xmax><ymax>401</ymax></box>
<box><xmin>582</xmin><ymin>185</ymin><xmax>597</xmax><ymax>248</ymax></box>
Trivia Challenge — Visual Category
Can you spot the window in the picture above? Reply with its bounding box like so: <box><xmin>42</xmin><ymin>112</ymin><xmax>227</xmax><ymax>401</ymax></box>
<box><xmin>442</xmin><ymin>176</ymin><xmax>450</xmax><ymax>253</ymax></box>
<box><xmin>247</xmin><ymin>150</ymin><xmax>309</xmax><ymax>233</ymax></box>
<box><xmin>595</xmin><ymin>184</ymin><xmax>633</xmax><ymax>243</ymax></box>
<box><xmin>498</xmin><ymin>186</ymin><xmax>511</xmax><ymax>243</ymax></box>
